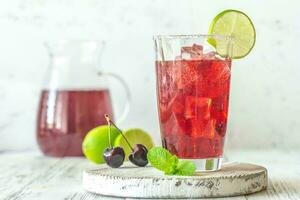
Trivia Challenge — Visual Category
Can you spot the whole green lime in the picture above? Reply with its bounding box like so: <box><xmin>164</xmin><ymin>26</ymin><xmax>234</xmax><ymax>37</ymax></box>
<box><xmin>114</xmin><ymin>128</ymin><xmax>154</xmax><ymax>160</ymax></box>
<box><xmin>82</xmin><ymin>125</ymin><xmax>120</xmax><ymax>164</ymax></box>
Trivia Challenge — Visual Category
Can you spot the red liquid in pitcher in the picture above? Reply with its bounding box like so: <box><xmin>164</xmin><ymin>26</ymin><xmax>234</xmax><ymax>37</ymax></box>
<box><xmin>156</xmin><ymin>56</ymin><xmax>231</xmax><ymax>159</ymax></box>
<box><xmin>37</xmin><ymin>89</ymin><xmax>113</xmax><ymax>157</ymax></box>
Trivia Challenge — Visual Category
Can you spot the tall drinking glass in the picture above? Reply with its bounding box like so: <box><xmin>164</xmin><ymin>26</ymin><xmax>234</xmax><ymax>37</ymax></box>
<box><xmin>154</xmin><ymin>35</ymin><xmax>232</xmax><ymax>171</ymax></box>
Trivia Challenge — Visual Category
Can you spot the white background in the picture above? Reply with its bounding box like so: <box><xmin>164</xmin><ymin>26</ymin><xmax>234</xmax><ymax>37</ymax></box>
<box><xmin>0</xmin><ymin>0</ymin><xmax>299</xmax><ymax>151</ymax></box>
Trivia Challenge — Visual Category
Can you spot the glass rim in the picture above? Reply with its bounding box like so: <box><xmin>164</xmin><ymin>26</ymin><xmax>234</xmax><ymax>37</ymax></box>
<box><xmin>153</xmin><ymin>34</ymin><xmax>233</xmax><ymax>40</ymax></box>
<box><xmin>44</xmin><ymin>39</ymin><xmax>103</xmax><ymax>46</ymax></box>
<box><xmin>43</xmin><ymin>39</ymin><xmax>105</xmax><ymax>54</ymax></box>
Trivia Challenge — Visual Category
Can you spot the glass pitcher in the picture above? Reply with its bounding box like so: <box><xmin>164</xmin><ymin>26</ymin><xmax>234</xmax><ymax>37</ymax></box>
<box><xmin>36</xmin><ymin>40</ymin><xmax>130</xmax><ymax>157</ymax></box>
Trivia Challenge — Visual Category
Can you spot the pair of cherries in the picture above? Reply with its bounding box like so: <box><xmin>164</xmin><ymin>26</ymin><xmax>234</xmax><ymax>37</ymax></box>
<box><xmin>103</xmin><ymin>115</ymin><xmax>148</xmax><ymax>168</ymax></box>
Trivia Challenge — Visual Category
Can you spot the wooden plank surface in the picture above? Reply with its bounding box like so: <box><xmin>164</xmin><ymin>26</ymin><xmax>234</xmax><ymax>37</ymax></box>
<box><xmin>0</xmin><ymin>150</ymin><xmax>299</xmax><ymax>200</ymax></box>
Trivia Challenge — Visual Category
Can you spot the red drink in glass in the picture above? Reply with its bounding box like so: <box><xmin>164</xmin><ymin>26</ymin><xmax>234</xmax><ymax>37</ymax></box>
<box><xmin>37</xmin><ymin>89</ymin><xmax>114</xmax><ymax>157</ymax></box>
<box><xmin>156</xmin><ymin>59</ymin><xmax>231</xmax><ymax>158</ymax></box>
<box><xmin>154</xmin><ymin>35</ymin><xmax>232</xmax><ymax>171</ymax></box>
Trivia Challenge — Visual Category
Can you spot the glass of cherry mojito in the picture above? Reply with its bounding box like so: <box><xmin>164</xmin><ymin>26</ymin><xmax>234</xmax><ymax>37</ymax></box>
<box><xmin>154</xmin><ymin>35</ymin><xmax>232</xmax><ymax>171</ymax></box>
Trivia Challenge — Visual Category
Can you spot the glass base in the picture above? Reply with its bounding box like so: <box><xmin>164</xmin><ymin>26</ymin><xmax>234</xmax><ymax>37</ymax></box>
<box><xmin>182</xmin><ymin>157</ymin><xmax>222</xmax><ymax>172</ymax></box>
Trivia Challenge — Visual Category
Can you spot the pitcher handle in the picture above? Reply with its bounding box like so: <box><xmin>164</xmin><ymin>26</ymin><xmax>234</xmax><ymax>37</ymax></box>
<box><xmin>99</xmin><ymin>72</ymin><xmax>131</xmax><ymax>124</ymax></box>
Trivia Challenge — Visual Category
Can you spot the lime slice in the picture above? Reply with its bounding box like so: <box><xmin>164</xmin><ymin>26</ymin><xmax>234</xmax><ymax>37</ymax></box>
<box><xmin>114</xmin><ymin>128</ymin><xmax>154</xmax><ymax>160</ymax></box>
<box><xmin>208</xmin><ymin>9</ymin><xmax>256</xmax><ymax>59</ymax></box>
<box><xmin>82</xmin><ymin>125</ymin><xmax>120</xmax><ymax>164</ymax></box>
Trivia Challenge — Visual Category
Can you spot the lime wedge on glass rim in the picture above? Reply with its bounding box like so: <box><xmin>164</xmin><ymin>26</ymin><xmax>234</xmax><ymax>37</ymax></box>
<box><xmin>208</xmin><ymin>10</ymin><xmax>256</xmax><ymax>59</ymax></box>
<box><xmin>114</xmin><ymin>128</ymin><xmax>154</xmax><ymax>160</ymax></box>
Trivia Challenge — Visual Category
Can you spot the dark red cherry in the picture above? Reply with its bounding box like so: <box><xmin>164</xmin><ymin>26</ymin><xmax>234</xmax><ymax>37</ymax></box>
<box><xmin>129</xmin><ymin>144</ymin><xmax>148</xmax><ymax>167</ymax></box>
<box><xmin>103</xmin><ymin>147</ymin><xmax>125</xmax><ymax>168</ymax></box>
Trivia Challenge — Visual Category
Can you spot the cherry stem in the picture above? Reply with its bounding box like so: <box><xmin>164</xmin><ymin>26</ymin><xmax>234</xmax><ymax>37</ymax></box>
<box><xmin>104</xmin><ymin>114</ymin><xmax>134</xmax><ymax>151</ymax></box>
<box><xmin>105</xmin><ymin>115</ymin><xmax>112</xmax><ymax>148</ymax></box>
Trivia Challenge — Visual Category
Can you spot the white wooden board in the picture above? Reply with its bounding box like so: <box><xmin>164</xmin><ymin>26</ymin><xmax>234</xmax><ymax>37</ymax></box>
<box><xmin>82</xmin><ymin>162</ymin><xmax>268</xmax><ymax>198</ymax></box>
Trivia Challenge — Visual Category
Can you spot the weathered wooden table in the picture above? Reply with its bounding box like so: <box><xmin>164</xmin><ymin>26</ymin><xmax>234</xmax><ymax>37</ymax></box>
<box><xmin>0</xmin><ymin>150</ymin><xmax>299</xmax><ymax>200</ymax></box>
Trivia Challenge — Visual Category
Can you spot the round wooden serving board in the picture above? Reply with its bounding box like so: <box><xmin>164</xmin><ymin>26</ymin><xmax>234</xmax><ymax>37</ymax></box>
<box><xmin>82</xmin><ymin>162</ymin><xmax>268</xmax><ymax>198</ymax></box>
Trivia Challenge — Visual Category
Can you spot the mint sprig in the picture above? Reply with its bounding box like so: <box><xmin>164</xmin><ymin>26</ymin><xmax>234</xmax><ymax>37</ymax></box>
<box><xmin>175</xmin><ymin>160</ymin><xmax>196</xmax><ymax>176</ymax></box>
<box><xmin>147</xmin><ymin>147</ymin><xmax>196</xmax><ymax>176</ymax></box>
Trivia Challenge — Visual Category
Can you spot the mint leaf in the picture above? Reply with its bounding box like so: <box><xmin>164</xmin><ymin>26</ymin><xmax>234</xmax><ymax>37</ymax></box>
<box><xmin>174</xmin><ymin>160</ymin><xmax>196</xmax><ymax>176</ymax></box>
<box><xmin>205</xmin><ymin>159</ymin><xmax>214</xmax><ymax>170</ymax></box>
<box><xmin>147</xmin><ymin>147</ymin><xmax>196</xmax><ymax>176</ymax></box>
<box><xmin>164</xmin><ymin>155</ymin><xmax>178</xmax><ymax>175</ymax></box>
<box><xmin>147</xmin><ymin>147</ymin><xmax>178</xmax><ymax>173</ymax></box>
